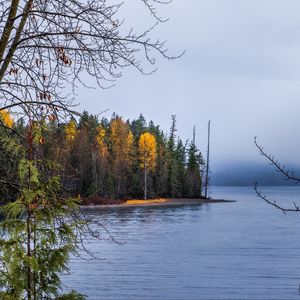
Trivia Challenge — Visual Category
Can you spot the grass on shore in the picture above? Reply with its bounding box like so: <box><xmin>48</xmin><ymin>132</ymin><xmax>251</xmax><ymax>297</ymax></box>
<box><xmin>125</xmin><ymin>199</ymin><xmax>167</xmax><ymax>205</ymax></box>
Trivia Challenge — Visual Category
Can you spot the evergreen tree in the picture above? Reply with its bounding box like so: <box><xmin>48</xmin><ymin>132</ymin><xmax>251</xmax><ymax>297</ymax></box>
<box><xmin>152</xmin><ymin>132</ymin><xmax>169</xmax><ymax>197</ymax></box>
<box><xmin>0</xmin><ymin>121</ymin><xmax>85</xmax><ymax>299</ymax></box>
<box><xmin>131</xmin><ymin>114</ymin><xmax>146</xmax><ymax>138</ymax></box>
<box><xmin>109</xmin><ymin>116</ymin><xmax>134</xmax><ymax>199</ymax></box>
<box><xmin>167</xmin><ymin>115</ymin><xmax>178</xmax><ymax>197</ymax></box>
<box><xmin>175</xmin><ymin>139</ymin><xmax>188</xmax><ymax>197</ymax></box>
<box><xmin>186</xmin><ymin>132</ymin><xmax>204</xmax><ymax>198</ymax></box>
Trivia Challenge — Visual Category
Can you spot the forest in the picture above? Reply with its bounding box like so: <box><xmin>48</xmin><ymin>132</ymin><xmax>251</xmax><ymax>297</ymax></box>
<box><xmin>0</xmin><ymin>110</ymin><xmax>205</xmax><ymax>204</ymax></box>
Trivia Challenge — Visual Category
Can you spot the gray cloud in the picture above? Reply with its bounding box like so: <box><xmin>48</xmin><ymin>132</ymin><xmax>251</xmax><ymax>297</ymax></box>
<box><xmin>78</xmin><ymin>0</ymin><xmax>300</xmax><ymax>169</ymax></box>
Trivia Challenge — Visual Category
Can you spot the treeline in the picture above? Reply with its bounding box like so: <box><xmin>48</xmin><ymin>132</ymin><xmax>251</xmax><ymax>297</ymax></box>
<box><xmin>0</xmin><ymin>111</ymin><xmax>205</xmax><ymax>202</ymax></box>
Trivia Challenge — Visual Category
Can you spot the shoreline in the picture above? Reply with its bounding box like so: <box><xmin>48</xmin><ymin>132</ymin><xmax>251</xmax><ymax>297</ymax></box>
<box><xmin>80</xmin><ymin>198</ymin><xmax>235</xmax><ymax>209</ymax></box>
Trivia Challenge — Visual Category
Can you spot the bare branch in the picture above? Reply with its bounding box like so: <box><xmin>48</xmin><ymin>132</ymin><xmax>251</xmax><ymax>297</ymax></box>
<box><xmin>255</xmin><ymin>183</ymin><xmax>300</xmax><ymax>214</ymax></box>
<box><xmin>254</xmin><ymin>137</ymin><xmax>300</xmax><ymax>213</ymax></box>
<box><xmin>254</xmin><ymin>136</ymin><xmax>300</xmax><ymax>183</ymax></box>
<box><xmin>0</xmin><ymin>0</ymin><xmax>182</xmax><ymax>119</ymax></box>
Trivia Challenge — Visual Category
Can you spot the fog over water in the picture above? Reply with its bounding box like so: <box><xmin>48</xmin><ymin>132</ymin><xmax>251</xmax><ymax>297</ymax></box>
<box><xmin>77</xmin><ymin>0</ymin><xmax>300</xmax><ymax>172</ymax></box>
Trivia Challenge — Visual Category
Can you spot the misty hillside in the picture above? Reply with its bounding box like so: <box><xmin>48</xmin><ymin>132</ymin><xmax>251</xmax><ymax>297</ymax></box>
<box><xmin>210</xmin><ymin>163</ymin><xmax>300</xmax><ymax>186</ymax></box>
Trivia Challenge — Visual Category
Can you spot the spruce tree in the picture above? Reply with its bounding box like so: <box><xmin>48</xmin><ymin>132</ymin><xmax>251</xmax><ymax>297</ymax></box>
<box><xmin>0</xmin><ymin>120</ymin><xmax>86</xmax><ymax>299</ymax></box>
<box><xmin>186</xmin><ymin>138</ymin><xmax>204</xmax><ymax>198</ymax></box>
<box><xmin>175</xmin><ymin>139</ymin><xmax>187</xmax><ymax>197</ymax></box>
<box><xmin>167</xmin><ymin>115</ymin><xmax>178</xmax><ymax>197</ymax></box>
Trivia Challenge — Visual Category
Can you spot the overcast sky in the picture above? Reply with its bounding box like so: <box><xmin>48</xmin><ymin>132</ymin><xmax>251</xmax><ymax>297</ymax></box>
<box><xmin>78</xmin><ymin>0</ymin><xmax>300</xmax><ymax>170</ymax></box>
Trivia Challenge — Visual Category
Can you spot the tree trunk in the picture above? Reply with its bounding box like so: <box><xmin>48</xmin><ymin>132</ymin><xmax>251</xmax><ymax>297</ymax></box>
<box><xmin>0</xmin><ymin>0</ymin><xmax>20</xmax><ymax>63</ymax></box>
<box><xmin>144</xmin><ymin>166</ymin><xmax>147</xmax><ymax>200</ymax></box>
<box><xmin>0</xmin><ymin>0</ymin><xmax>33</xmax><ymax>82</ymax></box>
<box><xmin>26</xmin><ymin>123</ymin><xmax>33</xmax><ymax>300</ymax></box>
<box><xmin>26</xmin><ymin>210</ymin><xmax>32</xmax><ymax>300</ymax></box>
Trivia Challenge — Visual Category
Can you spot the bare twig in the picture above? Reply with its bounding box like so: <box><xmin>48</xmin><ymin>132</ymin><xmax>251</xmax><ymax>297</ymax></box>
<box><xmin>254</xmin><ymin>137</ymin><xmax>300</xmax><ymax>213</ymax></box>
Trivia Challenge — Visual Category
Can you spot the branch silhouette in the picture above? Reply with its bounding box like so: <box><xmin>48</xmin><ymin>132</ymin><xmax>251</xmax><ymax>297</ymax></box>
<box><xmin>254</xmin><ymin>137</ymin><xmax>300</xmax><ymax>213</ymax></box>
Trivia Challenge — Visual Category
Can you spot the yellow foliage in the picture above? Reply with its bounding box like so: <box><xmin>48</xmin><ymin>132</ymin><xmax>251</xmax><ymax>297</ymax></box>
<box><xmin>110</xmin><ymin>117</ymin><xmax>133</xmax><ymax>164</ymax></box>
<box><xmin>138</xmin><ymin>132</ymin><xmax>157</xmax><ymax>171</ymax></box>
<box><xmin>97</xmin><ymin>125</ymin><xmax>106</xmax><ymax>138</ymax></box>
<box><xmin>125</xmin><ymin>198</ymin><xmax>167</xmax><ymax>205</ymax></box>
<box><xmin>0</xmin><ymin>109</ymin><xmax>14</xmax><ymax>128</ymax></box>
<box><xmin>127</xmin><ymin>130</ymin><xmax>134</xmax><ymax>146</ymax></box>
<box><xmin>96</xmin><ymin>125</ymin><xmax>108</xmax><ymax>157</ymax></box>
<box><xmin>65</xmin><ymin>120</ymin><xmax>76</xmax><ymax>143</ymax></box>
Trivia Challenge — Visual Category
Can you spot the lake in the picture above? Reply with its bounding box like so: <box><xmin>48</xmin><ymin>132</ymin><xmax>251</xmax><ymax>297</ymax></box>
<box><xmin>63</xmin><ymin>186</ymin><xmax>300</xmax><ymax>300</ymax></box>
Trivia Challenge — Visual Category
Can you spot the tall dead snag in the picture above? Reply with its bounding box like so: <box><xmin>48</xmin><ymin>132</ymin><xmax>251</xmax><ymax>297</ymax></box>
<box><xmin>204</xmin><ymin>120</ymin><xmax>210</xmax><ymax>198</ymax></box>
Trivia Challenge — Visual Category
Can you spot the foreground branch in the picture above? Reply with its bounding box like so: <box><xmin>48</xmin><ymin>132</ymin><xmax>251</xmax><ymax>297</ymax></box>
<box><xmin>254</xmin><ymin>183</ymin><xmax>300</xmax><ymax>214</ymax></box>
<box><xmin>254</xmin><ymin>137</ymin><xmax>300</xmax><ymax>213</ymax></box>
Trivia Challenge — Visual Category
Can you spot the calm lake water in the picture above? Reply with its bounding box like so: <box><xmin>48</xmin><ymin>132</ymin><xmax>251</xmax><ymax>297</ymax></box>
<box><xmin>63</xmin><ymin>186</ymin><xmax>300</xmax><ymax>300</ymax></box>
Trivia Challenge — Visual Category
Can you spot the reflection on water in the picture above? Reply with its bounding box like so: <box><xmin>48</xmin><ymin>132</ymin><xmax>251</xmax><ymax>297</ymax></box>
<box><xmin>63</xmin><ymin>187</ymin><xmax>300</xmax><ymax>300</ymax></box>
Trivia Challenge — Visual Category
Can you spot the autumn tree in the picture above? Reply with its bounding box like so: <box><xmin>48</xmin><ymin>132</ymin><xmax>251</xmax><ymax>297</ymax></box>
<box><xmin>109</xmin><ymin>116</ymin><xmax>134</xmax><ymax>199</ymax></box>
<box><xmin>65</xmin><ymin>120</ymin><xmax>77</xmax><ymax>145</ymax></box>
<box><xmin>69</xmin><ymin>113</ymin><xmax>101</xmax><ymax>197</ymax></box>
<box><xmin>94</xmin><ymin>124</ymin><xmax>109</xmax><ymax>196</ymax></box>
<box><xmin>0</xmin><ymin>109</ymin><xmax>14</xmax><ymax>128</ymax></box>
<box><xmin>139</xmin><ymin>132</ymin><xmax>157</xmax><ymax>200</ymax></box>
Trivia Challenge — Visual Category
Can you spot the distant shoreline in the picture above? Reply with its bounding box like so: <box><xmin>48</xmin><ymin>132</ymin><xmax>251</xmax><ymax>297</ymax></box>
<box><xmin>80</xmin><ymin>198</ymin><xmax>235</xmax><ymax>208</ymax></box>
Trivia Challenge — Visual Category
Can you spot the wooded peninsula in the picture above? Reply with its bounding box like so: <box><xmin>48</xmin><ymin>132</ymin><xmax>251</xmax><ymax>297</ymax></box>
<box><xmin>0</xmin><ymin>111</ymin><xmax>205</xmax><ymax>205</ymax></box>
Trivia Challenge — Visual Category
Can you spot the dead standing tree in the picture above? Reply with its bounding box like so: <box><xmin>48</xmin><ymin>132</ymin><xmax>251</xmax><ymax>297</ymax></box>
<box><xmin>254</xmin><ymin>137</ymin><xmax>300</xmax><ymax>213</ymax></box>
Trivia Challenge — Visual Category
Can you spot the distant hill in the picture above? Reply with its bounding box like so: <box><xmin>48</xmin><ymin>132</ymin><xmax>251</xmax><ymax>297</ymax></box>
<box><xmin>210</xmin><ymin>162</ymin><xmax>300</xmax><ymax>186</ymax></box>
